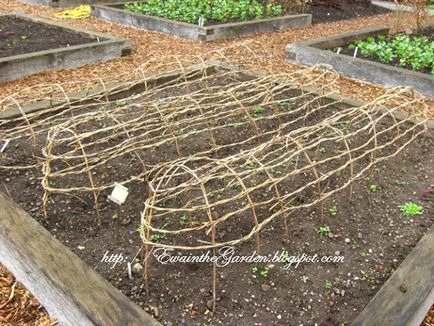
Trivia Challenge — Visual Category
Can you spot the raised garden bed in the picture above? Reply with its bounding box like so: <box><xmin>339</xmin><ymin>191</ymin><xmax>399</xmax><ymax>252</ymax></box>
<box><xmin>0</xmin><ymin>13</ymin><xmax>131</xmax><ymax>83</ymax></box>
<box><xmin>286</xmin><ymin>26</ymin><xmax>434</xmax><ymax>98</ymax></box>
<box><xmin>371</xmin><ymin>0</ymin><xmax>434</xmax><ymax>15</ymax></box>
<box><xmin>22</xmin><ymin>0</ymin><xmax>130</xmax><ymax>8</ymax></box>
<box><xmin>338</xmin><ymin>28</ymin><xmax>433</xmax><ymax>76</ymax></box>
<box><xmin>0</xmin><ymin>62</ymin><xmax>433</xmax><ymax>325</ymax></box>
<box><xmin>91</xmin><ymin>2</ymin><xmax>312</xmax><ymax>41</ymax></box>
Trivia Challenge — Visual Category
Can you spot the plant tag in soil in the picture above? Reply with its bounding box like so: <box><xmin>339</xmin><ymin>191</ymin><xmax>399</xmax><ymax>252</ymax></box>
<box><xmin>108</xmin><ymin>182</ymin><xmax>129</xmax><ymax>205</ymax></box>
<box><xmin>0</xmin><ymin>139</ymin><xmax>9</xmax><ymax>153</ymax></box>
<box><xmin>127</xmin><ymin>262</ymin><xmax>133</xmax><ymax>280</ymax></box>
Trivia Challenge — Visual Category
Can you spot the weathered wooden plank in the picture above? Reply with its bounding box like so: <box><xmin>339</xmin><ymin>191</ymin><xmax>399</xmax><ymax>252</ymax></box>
<box><xmin>351</xmin><ymin>225</ymin><xmax>434</xmax><ymax>326</ymax></box>
<box><xmin>0</xmin><ymin>192</ymin><xmax>160</xmax><ymax>326</ymax></box>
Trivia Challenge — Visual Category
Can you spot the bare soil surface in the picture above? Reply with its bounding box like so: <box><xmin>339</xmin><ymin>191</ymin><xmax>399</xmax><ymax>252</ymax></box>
<box><xmin>1</xmin><ymin>72</ymin><xmax>433</xmax><ymax>325</ymax></box>
<box><xmin>0</xmin><ymin>16</ymin><xmax>96</xmax><ymax>58</ymax></box>
<box><xmin>307</xmin><ymin>1</ymin><xmax>389</xmax><ymax>24</ymax></box>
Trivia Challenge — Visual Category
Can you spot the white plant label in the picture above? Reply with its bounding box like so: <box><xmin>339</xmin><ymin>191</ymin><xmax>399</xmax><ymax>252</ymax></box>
<box><xmin>0</xmin><ymin>139</ymin><xmax>10</xmax><ymax>153</ymax></box>
<box><xmin>108</xmin><ymin>183</ymin><xmax>129</xmax><ymax>205</ymax></box>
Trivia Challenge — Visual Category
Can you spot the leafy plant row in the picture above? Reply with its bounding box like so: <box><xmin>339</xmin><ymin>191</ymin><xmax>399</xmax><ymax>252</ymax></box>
<box><xmin>348</xmin><ymin>34</ymin><xmax>434</xmax><ymax>75</ymax></box>
<box><xmin>125</xmin><ymin>0</ymin><xmax>283</xmax><ymax>25</ymax></box>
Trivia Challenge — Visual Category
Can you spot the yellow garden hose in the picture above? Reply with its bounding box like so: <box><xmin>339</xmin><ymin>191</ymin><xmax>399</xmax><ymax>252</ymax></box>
<box><xmin>55</xmin><ymin>5</ymin><xmax>91</xmax><ymax>19</ymax></box>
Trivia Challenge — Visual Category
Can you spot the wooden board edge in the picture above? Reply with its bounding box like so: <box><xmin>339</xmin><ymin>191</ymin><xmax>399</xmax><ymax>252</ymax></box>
<box><xmin>351</xmin><ymin>224</ymin><xmax>434</xmax><ymax>326</ymax></box>
<box><xmin>0</xmin><ymin>192</ymin><xmax>161</xmax><ymax>326</ymax></box>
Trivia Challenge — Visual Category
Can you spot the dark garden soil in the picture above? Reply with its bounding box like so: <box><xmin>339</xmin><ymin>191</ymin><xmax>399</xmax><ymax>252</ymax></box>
<box><xmin>0</xmin><ymin>16</ymin><xmax>97</xmax><ymax>58</ymax></box>
<box><xmin>304</xmin><ymin>1</ymin><xmax>390</xmax><ymax>24</ymax></box>
<box><xmin>0</xmin><ymin>72</ymin><xmax>433</xmax><ymax>326</ymax></box>
<box><xmin>334</xmin><ymin>27</ymin><xmax>434</xmax><ymax>76</ymax></box>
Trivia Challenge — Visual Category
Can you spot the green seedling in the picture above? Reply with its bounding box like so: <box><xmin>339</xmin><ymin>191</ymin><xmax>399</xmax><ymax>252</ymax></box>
<box><xmin>279</xmin><ymin>101</ymin><xmax>294</xmax><ymax>111</ymax></box>
<box><xmin>399</xmin><ymin>202</ymin><xmax>423</xmax><ymax>216</ymax></box>
<box><xmin>317</xmin><ymin>226</ymin><xmax>331</xmax><ymax>235</ymax></box>
<box><xmin>369</xmin><ymin>184</ymin><xmax>378</xmax><ymax>193</ymax></box>
<box><xmin>149</xmin><ymin>234</ymin><xmax>165</xmax><ymax>243</ymax></box>
<box><xmin>179</xmin><ymin>214</ymin><xmax>189</xmax><ymax>223</ymax></box>
<box><xmin>162</xmin><ymin>218</ymin><xmax>172</xmax><ymax>229</ymax></box>
<box><xmin>252</xmin><ymin>106</ymin><xmax>265</xmax><ymax>117</ymax></box>
<box><xmin>394</xmin><ymin>180</ymin><xmax>407</xmax><ymax>187</ymax></box>
<box><xmin>251</xmin><ymin>266</ymin><xmax>270</xmax><ymax>277</ymax></box>
<box><xmin>259</xmin><ymin>266</ymin><xmax>270</xmax><ymax>277</ymax></box>
<box><xmin>116</xmin><ymin>99</ymin><xmax>127</xmax><ymax>107</ymax></box>
<box><xmin>324</xmin><ymin>281</ymin><xmax>333</xmax><ymax>289</ymax></box>
<box><xmin>329</xmin><ymin>205</ymin><xmax>338</xmax><ymax>217</ymax></box>
<box><xmin>136</xmin><ymin>224</ymin><xmax>145</xmax><ymax>234</ymax></box>
<box><xmin>281</xmin><ymin>250</ymin><xmax>291</xmax><ymax>263</ymax></box>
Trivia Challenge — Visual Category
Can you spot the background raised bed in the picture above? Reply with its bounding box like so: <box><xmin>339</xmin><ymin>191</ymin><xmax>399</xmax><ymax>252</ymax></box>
<box><xmin>22</xmin><ymin>0</ymin><xmax>130</xmax><ymax>8</ymax></box>
<box><xmin>286</xmin><ymin>26</ymin><xmax>434</xmax><ymax>97</ymax></box>
<box><xmin>0</xmin><ymin>13</ymin><xmax>131</xmax><ymax>83</ymax></box>
<box><xmin>92</xmin><ymin>2</ymin><xmax>312</xmax><ymax>42</ymax></box>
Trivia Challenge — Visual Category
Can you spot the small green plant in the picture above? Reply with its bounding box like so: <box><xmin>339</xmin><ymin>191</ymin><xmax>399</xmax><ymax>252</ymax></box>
<box><xmin>11</xmin><ymin>35</ymin><xmax>27</xmax><ymax>45</ymax></box>
<box><xmin>394</xmin><ymin>179</ymin><xmax>407</xmax><ymax>187</ymax></box>
<box><xmin>259</xmin><ymin>266</ymin><xmax>270</xmax><ymax>277</ymax></box>
<box><xmin>329</xmin><ymin>205</ymin><xmax>338</xmax><ymax>217</ymax></box>
<box><xmin>281</xmin><ymin>250</ymin><xmax>291</xmax><ymax>263</ymax></box>
<box><xmin>301</xmin><ymin>275</ymin><xmax>310</xmax><ymax>284</ymax></box>
<box><xmin>324</xmin><ymin>281</ymin><xmax>333</xmax><ymax>289</ymax></box>
<box><xmin>399</xmin><ymin>202</ymin><xmax>423</xmax><ymax>216</ymax></box>
<box><xmin>149</xmin><ymin>234</ymin><xmax>165</xmax><ymax>243</ymax></box>
<box><xmin>112</xmin><ymin>213</ymin><xmax>118</xmax><ymax>220</ymax></box>
<box><xmin>251</xmin><ymin>266</ymin><xmax>270</xmax><ymax>277</ymax></box>
<box><xmin>162</xmin><ymin>218</ymin><xmax>172</xmax><ymax>229</ymax></box>
<box><xmin>179</xmin><ymin>214</ymin><xmax>189</xmax><ymax>223</ymax></box>
<box><xmin>369</xmin><ymin>184</ymin><xmax>378</xmax><ymax>193</ymax></box>
<box><xmin>252</xmin><ymin>106</ymin><xmax>265</xmax><ymax>117</ymax></box>
<box><xmin>279</xmin><ymin>101</ymin><xmax>294</xmax><ymax>111</ymax></box>
<box><xmin>136</xmin><ymin>224</ymin><xmax>145</xmax><ymax>234</ymax></box>
<box><xmin>317</xmin><ymin>226</ymin><xmax>331</xmax><ymax>235</ymax></box>
<box><xmin>116</xmin><ymin>99</ymin><xmax>127</xmax><ymax>107</ymax></box>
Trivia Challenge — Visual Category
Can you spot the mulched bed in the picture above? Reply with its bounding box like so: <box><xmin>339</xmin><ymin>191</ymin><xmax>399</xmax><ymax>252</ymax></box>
<box><xmin>0</xmin><ymin>264</ymin><xmax>56</xmax><ymax>326</ymax></box>
<box><xmin>0</xmin><ymin>16</ymin><xmax>96</xmax><ymax>58</ymax></box>
<box><xmin>1</xmin><ymin>70</ymin><xmax>433</xmax><ymax>325</ymax></box>
<box><xmin>0</xmin><ymin>0</ymin><xmax>433</xmax><ymax>116</ymax></box>
<box><xmin>335</xmin><ymin>26</ymin><xmax>434</xmax><ymax>76</ymax></box>
<box><xmin>424</xmin><ymin>305</ymin><xmax>434</xmax><ymax>326</ymax></box>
